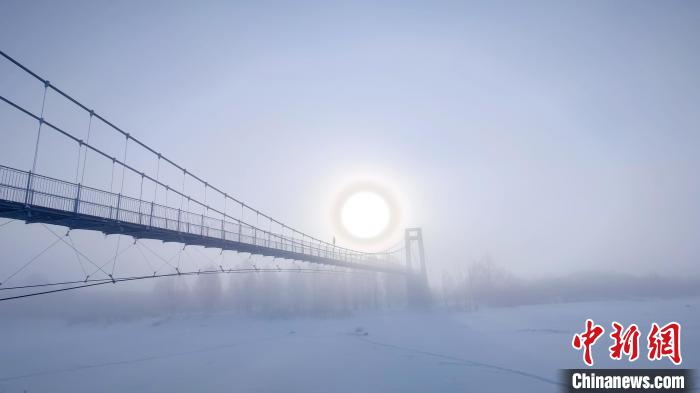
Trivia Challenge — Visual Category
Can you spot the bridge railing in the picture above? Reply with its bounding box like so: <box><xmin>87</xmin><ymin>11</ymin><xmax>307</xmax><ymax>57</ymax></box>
<box><xmin>0</xmin><ymin>165</ymin><xmax>399</xmax><ymax>268</ymax></box>
<box><xmin>0</xmin><ymin>50</ymin><xmax>418</xmax><ymax>275</ymax></box>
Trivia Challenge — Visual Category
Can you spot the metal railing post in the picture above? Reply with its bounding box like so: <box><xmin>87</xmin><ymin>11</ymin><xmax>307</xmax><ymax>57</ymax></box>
<box><xmin>73</xmin><ymin>183</ymin><xmax>81</xmax><ymax>214</ymax></box>
<box><xmin>177</xmin><ymin>208</ymin><xmax>181</xmax><ymax>232</ymax></box>
<box><xmin>24</xmin><ymin>172</ymin><xmax>33</xmax><ymax>206</ymax></box>
<box><xmin>149</xmin><ymin>201</ymin><xmax>154</xmax><ymax>227</ymax></box>
<box><xmin>116</xmin><ymin>193</ymin><xmax>121</xmax><ymax>221</ymax></box>
<box><xmin>137</xmin><ymin>201</ymin><xmax>143</xmax><ymax>225</ymax></box>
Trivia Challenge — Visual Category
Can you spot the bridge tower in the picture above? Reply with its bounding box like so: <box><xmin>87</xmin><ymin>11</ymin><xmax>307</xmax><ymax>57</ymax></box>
<box><xmin>404</xmin><ymin>227</ymin><xmax>430</xmax><ymax>306</ymax></box>
<box><xmin>404</xmin><ymin>227</ymin><xmax>427</xmax><ymax>281</ymax></box>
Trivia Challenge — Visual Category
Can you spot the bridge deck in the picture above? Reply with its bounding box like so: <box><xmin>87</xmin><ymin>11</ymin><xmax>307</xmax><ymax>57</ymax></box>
<box><xmin>0</xmin><ymin>165</ymin><xmax>406</xmax><ymax>274</ymax></box>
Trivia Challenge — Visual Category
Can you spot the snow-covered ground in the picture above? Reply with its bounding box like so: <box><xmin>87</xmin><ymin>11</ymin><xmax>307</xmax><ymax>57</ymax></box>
<box><xmin>1</xmin><ymin>297</ymin><xmax>698</xmax><ymax>392</ymax></box>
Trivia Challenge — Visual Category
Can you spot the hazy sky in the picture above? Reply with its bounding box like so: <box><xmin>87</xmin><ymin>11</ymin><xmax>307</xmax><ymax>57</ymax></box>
<box><xmin>1</xmin><ymin>0</ymin><xmax>699</xmax><ymax>279</ymax></box>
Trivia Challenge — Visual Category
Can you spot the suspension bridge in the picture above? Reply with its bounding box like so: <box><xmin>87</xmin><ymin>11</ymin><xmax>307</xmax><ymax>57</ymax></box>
<box><xmin>0</xmin><ymin>50</ymin><xmax>427</xmax><ymax>301</ymax></box>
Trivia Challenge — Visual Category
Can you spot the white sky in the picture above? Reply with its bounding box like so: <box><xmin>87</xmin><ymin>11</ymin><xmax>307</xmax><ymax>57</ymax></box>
<box><xmin>1</xmin><ymin>0</ymin><xmax>699</xmax><ymax>278</ymax></box>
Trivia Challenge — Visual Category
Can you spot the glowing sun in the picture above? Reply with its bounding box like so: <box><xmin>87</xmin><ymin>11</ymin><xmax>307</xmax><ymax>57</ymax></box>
<box><xmin>339</xmin><ymin>190</ymin><xmax>392</xmax><ymax>239</ymax></box>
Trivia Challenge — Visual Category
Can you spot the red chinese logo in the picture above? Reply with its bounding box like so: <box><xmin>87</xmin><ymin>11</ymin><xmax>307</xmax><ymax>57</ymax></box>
<box><xmin>647</xmin><ymin>322</ymin><xmax>682</xmax><ymax>365</ymax></box>
<box><xmin>572</xmin><ymin>320</ymin><xmax>682</xmax><ymax>366</ymax></box>
<box><xmin>609</xmin><ymin>322</ymin><xmax>640</xmax><ymax>362</ymax></box>
<box><xmin>572</xmin><ymin>319</ymin><xmax>605</xmax><ymax>366</ymax></box>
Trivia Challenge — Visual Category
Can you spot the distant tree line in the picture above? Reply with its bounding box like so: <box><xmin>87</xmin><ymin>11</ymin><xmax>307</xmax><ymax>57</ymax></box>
<box><xmin>440</xmin><ymin>258</ymin><xmax>700</xmax><ymax>310</ymax></box>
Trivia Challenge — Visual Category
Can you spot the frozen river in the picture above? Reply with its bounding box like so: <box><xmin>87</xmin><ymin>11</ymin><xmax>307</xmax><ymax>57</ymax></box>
<box><xmin>1</xmin><ymin>297</ymin><xmax>698</xmax><ymax>392</ymax></box>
